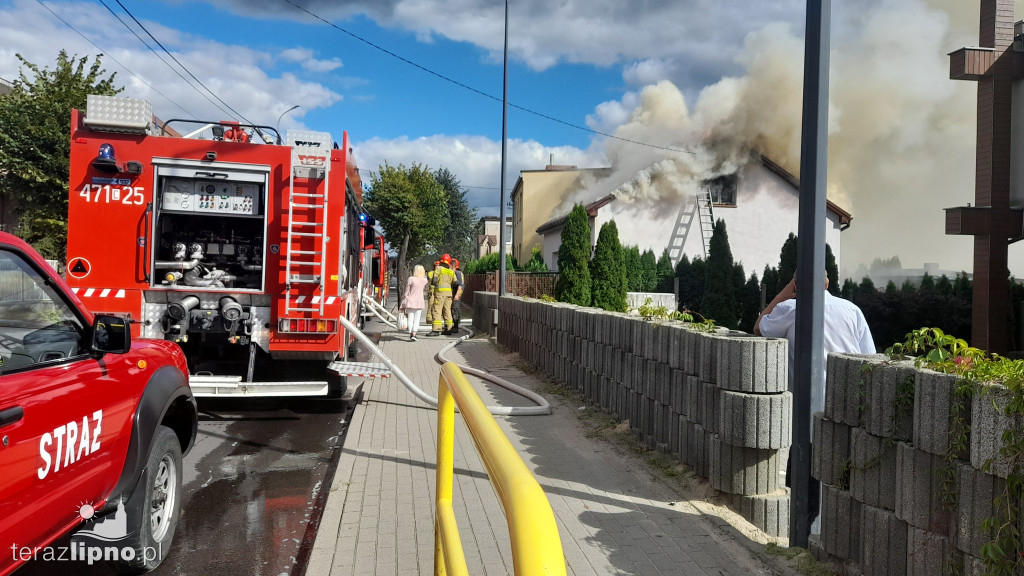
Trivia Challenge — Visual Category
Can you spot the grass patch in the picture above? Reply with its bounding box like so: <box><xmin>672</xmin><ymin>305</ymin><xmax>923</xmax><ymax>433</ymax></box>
<box><xmin>765</xmin><ymin>544</ymin><xmax>842</xmax><ymax>576</ymax></box>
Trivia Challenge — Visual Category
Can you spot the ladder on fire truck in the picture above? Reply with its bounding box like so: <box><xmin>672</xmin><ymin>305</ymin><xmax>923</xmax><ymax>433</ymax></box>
<box><xmin>666</xmin><ymin>187</ymin><xmax>715</xmax><ymax>265</ymax></box>
<box><xmin>283</xmin><ymin>131</ymin><xmax>333</xmax><ymax>316</ymax></box>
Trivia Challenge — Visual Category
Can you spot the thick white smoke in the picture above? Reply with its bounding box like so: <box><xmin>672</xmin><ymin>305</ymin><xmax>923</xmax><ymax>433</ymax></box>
<box><xmin>561</xmin><ymin>0</ymin><xmax>1004</xmax><ymax>278</ymax></box>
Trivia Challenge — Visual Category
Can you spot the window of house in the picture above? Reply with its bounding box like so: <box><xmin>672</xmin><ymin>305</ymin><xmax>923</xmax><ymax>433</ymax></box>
<box><xmin>703</xmin><ymin>174</ymin><xmax>737</xmax><ymax>205</ymax></box>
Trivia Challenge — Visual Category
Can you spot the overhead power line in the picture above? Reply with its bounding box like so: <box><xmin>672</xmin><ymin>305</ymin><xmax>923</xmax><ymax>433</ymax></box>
<box><xmin>33</xmin><ymin>0</ymin><xmax>196</xmax><ymax>119</ymax></box>
<box><xmin>109</xmin><ymin>0</ymin><xmax>257</xmax><ymax>127</ymax></box>
<box><xmin>281</xmin><ymin>0</ymin><xmax>693</xmax><ymax>155</ymax></box>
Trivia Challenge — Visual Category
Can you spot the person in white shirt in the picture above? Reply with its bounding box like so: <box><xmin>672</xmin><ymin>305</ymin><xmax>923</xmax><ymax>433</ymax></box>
<box><xmin>754</xmin><ymin>271</ymin><xmax>875</xmax><ymax>529</ymax></box>
<box><xmin>754</xmin><ymin>274</ymin><xmax>876</xmax><ymax>415</ymax></box>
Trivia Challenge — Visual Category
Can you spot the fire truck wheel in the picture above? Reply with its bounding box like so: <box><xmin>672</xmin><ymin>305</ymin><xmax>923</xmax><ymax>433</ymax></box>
<box><xmin>113</xmin><ymin>426</ymin><xmax>182</xmax><ymax>574</ymax></box>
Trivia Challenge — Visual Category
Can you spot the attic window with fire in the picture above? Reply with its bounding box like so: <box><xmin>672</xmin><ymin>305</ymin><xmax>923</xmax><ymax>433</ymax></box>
<box><xmin>703</xmin><ymin>174</ymin><xmax>737</xmax><ymax>206</ymax></box>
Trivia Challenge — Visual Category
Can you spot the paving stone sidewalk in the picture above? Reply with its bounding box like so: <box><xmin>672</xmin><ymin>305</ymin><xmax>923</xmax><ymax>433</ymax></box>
<box><xmin>306</xmin><ymin>316</ymin><xmax>785</xmax><ymax>575</ymax></box>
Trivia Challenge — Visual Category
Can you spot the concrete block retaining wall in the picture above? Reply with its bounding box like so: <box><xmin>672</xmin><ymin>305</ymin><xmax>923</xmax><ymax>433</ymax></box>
<box><xmin>485</xmin><ymin>293</ymin><xmax>1023</xmax><ymax>568</ymax></box>
<box><xmin>817</xmin><ymin>354</ymin><xmax>1020</xmax><ymax>575</ymax></box>
<box><xmin>492</xmin><ymin>294</ymin><xmax>792</xmax><ymax>537</ymax></box>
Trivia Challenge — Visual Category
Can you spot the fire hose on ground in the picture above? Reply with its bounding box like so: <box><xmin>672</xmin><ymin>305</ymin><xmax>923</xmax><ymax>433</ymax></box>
<box><xmin>347</xmin><ymin>299</ymin><xmax>551</xmax><ymax>416</ymax></box>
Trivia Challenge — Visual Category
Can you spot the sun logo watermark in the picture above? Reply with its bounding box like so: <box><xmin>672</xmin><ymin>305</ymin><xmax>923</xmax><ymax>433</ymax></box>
<box><xmin>11</xmin><ymin>499</ymin><xmax>162</xmax><ymax>566</ymax></box>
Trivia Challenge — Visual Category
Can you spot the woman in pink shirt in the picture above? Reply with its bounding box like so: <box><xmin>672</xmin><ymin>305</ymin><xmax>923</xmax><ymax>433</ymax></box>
<box><xmin>402</xmin><ymin>264</ymin><xmax>429</xmax><ymax>341</ymax></box>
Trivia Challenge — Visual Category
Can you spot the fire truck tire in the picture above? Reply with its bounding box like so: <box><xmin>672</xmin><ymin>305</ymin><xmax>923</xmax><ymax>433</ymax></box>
<box><xmin>112</xmin><ymin>426</ymin><xmax>182</xmax><ymax>574</ymax></box>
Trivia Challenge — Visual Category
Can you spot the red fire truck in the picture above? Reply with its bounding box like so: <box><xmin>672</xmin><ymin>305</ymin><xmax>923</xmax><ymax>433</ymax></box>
<box><xmin>65</xmin><ymin>95</ymin><xmax>388</xmax><ymax>398</ymax></box>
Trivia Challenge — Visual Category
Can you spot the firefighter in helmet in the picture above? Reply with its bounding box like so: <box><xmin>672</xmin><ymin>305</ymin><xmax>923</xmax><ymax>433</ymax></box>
<box><xmin>451</xmin><ymin>258</ymin><xmax>464</xmax><ymax>332</ymax></box>
<box><xmin>428</xmin><ymin>254</ymin><xmax>456</xmax><ymax>336</ymax></box>
<box><xmin>425</xmin><ymin>260</ymin><xmax>439</xmax><ymax>326</ymax></box>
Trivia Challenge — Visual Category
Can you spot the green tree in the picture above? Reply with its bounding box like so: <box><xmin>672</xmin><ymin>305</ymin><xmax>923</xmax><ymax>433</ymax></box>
<box><xmin>936</xmin><ymin>274</ymin><xmax>953</xmax><ymax>295</ymax></box>
<box><xmin>624</xmin><ymin>245</ymin><xmax>644</xmax><ymax>292</ymax></box>
<box><xmin>676</xmin><ymin>255</ymin><xmax>706</xmax><ymax>312</ymax></box>
<box><xmin>464</xmin><ymin>252</ymin><xmax>514</xmax><ymax>274</ymax></box>
<box><xmin>825</xmin><ymin>244</ymin><xmax>839</xmax><ymax>295</ymax></box>
<box><xmin>738</xmin><ymin>272</ymin><xmax>762</xmax><ymax>333</ymax></box>
<box><xmin>919</xmin><ymin>272</ymin><xmax>936</xmax><ymax>294</ymax></box>
<box><xmin>655</xmin><ymin>249</ymin><xmax>674</xmax><ymax>293</ymax></box>
<box><xmin>762</xmin><ymin>265</ymin><xmax>780</xmax><ymax>304</ymax></box>
<box><xmin>778</xmin><ymin>233</ymin><xmax>798</xmax><ymax>283</ymax></box>
<box><xmin>639</xmin><ymin>249</ymin><xmax>658</xmax><ymax>292</ymax></box>
<box><xmin>953</xmin><ymin>272</ymin><xmax>972</xmax><ymax>301</ymax></box>
<box><xmin>701</xmin><ymin>220</ymin><xmax>738</xmax><ymax>328</ymax></box>
<box><xmin>841</xmin><ymin>278</ymin><xmax>859</xmax><ymax>300</ymax></box>
<box><xmin>0</xmin><ymin>52</ymin><xmax>121</xmax><ymax>260</ymax></box>
<box><xmin>554</xmin><ymin>203</ymin><xmax>592</xmax><ymax>305</ymax></box>
<box><xmin>590</xmin><ymin>220</ymin><xmax>627</xmax><ymax>312</ymax></box>
<box><xmin>523</xmin><ymin>245</ymin><xmax>548</xmax><ymax>272</ymax></box>
<box><xmin>364</xmin><ymin>162</ymin><xmax>448</xmax><ymax>303</ymax></box>
<box><xmin>434</xmin><ymin>167</ymin><xmax>477</xmax><ymax>265</ymax></box>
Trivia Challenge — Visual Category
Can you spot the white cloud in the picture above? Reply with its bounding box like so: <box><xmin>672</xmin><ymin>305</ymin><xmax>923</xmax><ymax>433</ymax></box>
<box><xmin>216</xmin><ymin>0</ymin><xmax>803</xmax><ymax>87</ymax></box>
<box><xmin>622</xmin><ymin>59</ymin><xmax>676</xmax><ymax>87</ymax></box>
<box><xmin>0</xmin><ymin>0</ymin><xmax>341</xmax><ymax>127</ymax></box>
<box><xmin>279</xmin><ymin>47</ymin><xmax>343</xmax><ymax>72</ymax></box>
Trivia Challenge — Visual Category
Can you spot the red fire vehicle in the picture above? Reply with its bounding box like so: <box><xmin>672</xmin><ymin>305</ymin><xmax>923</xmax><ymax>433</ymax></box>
<box><xmin>357</xmin><ymin>217</ymin><xmax>389</xmax><ymax>324</ymax></box>
<box><xmin>0</xmin><ymin>231</ymin><xmax>197</xmax><ymax>575</ymax></box>
<box><xmin>65</xmin><ymin>95</ymin><xmax>387</xmax><ymax>398</ymax></box>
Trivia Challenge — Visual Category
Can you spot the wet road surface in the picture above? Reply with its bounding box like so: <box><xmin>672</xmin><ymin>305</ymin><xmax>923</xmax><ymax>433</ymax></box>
<box><xmin>17</xmin><ymin>393</ymin><xmax>357</xmax><ymax>576</ymax></box>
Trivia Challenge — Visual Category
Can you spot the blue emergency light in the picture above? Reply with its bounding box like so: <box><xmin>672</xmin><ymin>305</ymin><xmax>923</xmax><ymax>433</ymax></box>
<box><xmin>91</xmin><ymin>143</ymin><xmax>120</xmax><ymax>173</ymax></box>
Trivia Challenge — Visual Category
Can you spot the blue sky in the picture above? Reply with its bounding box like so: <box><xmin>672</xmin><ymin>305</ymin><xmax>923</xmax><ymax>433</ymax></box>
<box><xmin>3</xmin><ymin>0</ymin><xmax>1024</xmax><ymax>277</ymax></box>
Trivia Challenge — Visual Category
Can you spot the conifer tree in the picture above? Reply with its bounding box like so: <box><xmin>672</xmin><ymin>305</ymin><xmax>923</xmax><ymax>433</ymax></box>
<box><xmin>954</xmin><ymin>272</ymin><xmax>972</xmax><ymax>301</ymax></box>
<box><xmin>624</xmin><ymin>246</ymin><xmax>644</xmax><ymax>291</ymax></box>
<box><xmin>590</xmin><ymin>221</ymin><xmax>627</xmax><ymax>312</ymax></box>
<box><xmin>841</xmin><ymin>278</ymin><xmax>859</xmax><ymax>300</ymax></box>
<box><xmin>640</xmin><ymin>249</ymin><xmax>658</xmax><ymax>292</ymax></box>
<box><xmin>704</xmin><ymin>219</ymin><xmax>737</xmax><ymax>327</ymax></box>
<box><xmin>701</xmin><ymin>220</ymin><xmax>738</xmax><ymax>328</ymax></box>
<box><xmin>825</xmin><ymin>244</ymin><xmax>840</xmax><ymax>295</ymax></box>
<box><xmin>554</xmin><ymin>203</ymin><xmax>592</xmax><ymax>305</ymax></box>
<box><xmin>655</xmin><ymin>250</ymin><xmax>675</xmax><ymax>293</ymax></box>
<box><xmin>762</xmin><ymin>265</ymin><xmax>780</xmax><ymax>304</ymax></box>
<box><xmin>778</xmin><ymin>233</ymin><xmax>798</xmax><ymax>283</ymax></box>
<box><xmin>676</xmin><ymin>255</ymin><xmax>706</xmax><ymax>312</ymax></box>
<box><xmin>738</xmin><ymin>273</ymin><xmax>762</xmax><ymax>333</ymax></box>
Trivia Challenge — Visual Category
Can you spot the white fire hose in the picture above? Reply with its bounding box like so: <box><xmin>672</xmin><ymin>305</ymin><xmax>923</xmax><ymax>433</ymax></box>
<box><xmin>350</xmin><ymin>300</ymin><xmax>551</xmax><ymax>416</ymax></box>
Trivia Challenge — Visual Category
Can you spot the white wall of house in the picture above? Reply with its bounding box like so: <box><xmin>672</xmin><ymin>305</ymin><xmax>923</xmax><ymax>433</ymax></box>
<box><xmin>607</xmin><ymin>162</ymin><xmax>844</xmax><ymax>277</ymax></box>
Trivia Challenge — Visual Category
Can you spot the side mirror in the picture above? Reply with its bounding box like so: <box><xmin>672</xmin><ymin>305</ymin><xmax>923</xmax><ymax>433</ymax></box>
<box><xmin>92</xmin><ymin>315</ymin><xmax>132</xmax><ymax>354</ymax></box>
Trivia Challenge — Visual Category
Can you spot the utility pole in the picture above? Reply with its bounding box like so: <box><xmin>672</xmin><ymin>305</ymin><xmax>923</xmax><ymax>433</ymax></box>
<box><xmin>498</xmin><ymin>0</ymin><xmax>509</xmax><ymax>296</ymax></box>
<box><xmin>791</xmin><ymin>0</ymin><xmax>831</xmax><ymax>547</ymax></box>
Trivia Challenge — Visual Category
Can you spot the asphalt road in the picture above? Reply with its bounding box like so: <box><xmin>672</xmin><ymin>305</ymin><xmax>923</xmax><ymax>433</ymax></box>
<box><xmin>17</xmin><ymin>387</ymin><xmax>359</xmax><ymax>576</ymax></box>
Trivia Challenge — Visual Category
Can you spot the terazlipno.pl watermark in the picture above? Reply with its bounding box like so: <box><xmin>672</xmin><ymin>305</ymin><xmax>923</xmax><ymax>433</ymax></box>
<box><xmin>11</xmin><ymin>542</ymin><xmax>162</xmax><ymax>566</ymax></box>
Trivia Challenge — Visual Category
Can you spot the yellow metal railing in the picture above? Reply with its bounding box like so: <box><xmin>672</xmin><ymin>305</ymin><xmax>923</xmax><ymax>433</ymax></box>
<box><xmin>434</xmin><ymin>361</ymin><xmax>566</xmax><ymax>576</ymax></box>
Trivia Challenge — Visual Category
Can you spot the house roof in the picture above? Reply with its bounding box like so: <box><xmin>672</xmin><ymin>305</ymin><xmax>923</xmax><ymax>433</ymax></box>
<box><xmin>536</xmin><ymin>194</ymin><xmax>616</xmax><ymax>235</ymax></box>
<box><xmin>533</xmin><ymin>155</ymin><xmax>854</xmax><ymax>236</ymax></box>
<box><xmin>759</xmin><ymin>154</ymin><xmax>852</xmax><ymax>228</ymax></box>
<box><xmin>478</xmin><ymin>234</ymin><xmax>497</xmax><ymax>246</ymax></box>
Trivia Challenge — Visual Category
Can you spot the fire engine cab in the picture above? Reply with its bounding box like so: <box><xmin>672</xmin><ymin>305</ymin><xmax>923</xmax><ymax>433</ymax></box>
<box><xmin>66</xmin><ymin>95</ymin><xmax>389</xmax><ymax>398</ymax></box>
